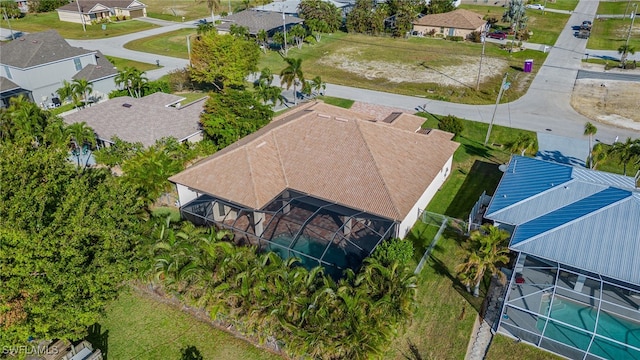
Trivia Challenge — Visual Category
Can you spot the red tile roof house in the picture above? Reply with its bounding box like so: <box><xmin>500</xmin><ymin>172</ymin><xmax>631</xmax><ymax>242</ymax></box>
<box><xmin>412</xmin><ymin>8</ymin><xmax>487</xmax><ymax>39</ymax></box>
<box><xmin>56</xmin><ymin>0</ymin><xmax>147</xmax><ymax>24</ymax></box>
<box><xmin>170</xmin><ymin>102</ymin><xmax>459</xmax><ymax>276</ymax></box>
<box><xmin>63</xmin><ymin>92</ymin><xmax>205</xmax><ymax>147</ymax></box>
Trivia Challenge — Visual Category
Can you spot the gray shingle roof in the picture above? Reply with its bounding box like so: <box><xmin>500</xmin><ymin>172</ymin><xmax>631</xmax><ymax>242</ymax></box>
<box><xmin>0</xmin><ymin>76</ymin><xmax>21</xmax><ymax>92</ymax></box>
<box><xmin>0</xmin><ymin>30</ymin><xmax>93</xmax><ymax>68</ymax></box>
<box><xmin>217</xmin><ymin>10</ymin><xmax>304</xmax><ymax>35</ymax></box>
<box><xmin>72</xmin><ymin>51</ymin><xmax>118</xmax><ymax>82</ymax></box>
<box><xmin>63</xmin><ymin>92</ymin><xmax>205</xmax><ymax>147</ymax></box>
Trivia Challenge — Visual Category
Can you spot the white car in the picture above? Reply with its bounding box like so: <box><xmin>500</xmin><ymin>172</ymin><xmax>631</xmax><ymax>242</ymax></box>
<box><xmin>526</xmin><ymin>4</ymin><xmax>545</xmax><ymax>10</ymax></box>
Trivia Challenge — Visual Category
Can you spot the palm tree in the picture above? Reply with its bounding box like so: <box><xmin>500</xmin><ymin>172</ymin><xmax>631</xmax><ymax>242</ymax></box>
<box><xmin>456</xmin><ymin>224</ymin><xmax>511</xmax><ymax>297</ymax></box>
<box><xmin>280</xmin><ymin>57</ymin><xmax>305</xmax><ymax>105</ymax></box>
<box><xmin>591</xmin><ymin>143</ymin><xmax>608</xmax><ymax>170</ymax></box>
<box><xmin>72</xmin><ymin>79</ymin><xmax>94</xmax><ymax>107</ymax></box>
<box><xmin>66</xmin><ymin>122</ymin><xmax>96</xmax><ymax>166</ymax></box>
<box><xmin>197</xmin><ymin>0</ymin><xmax>221</xmax><ymax>24</ymax></box>
<box><xmin>256</xmin><ymin>29</ymin><xmax>268</xmax><ymax>53</ymax></box>
<box><xmin>311</xmin><ymin>76</ymin><xmax>326</xmax><ymax>96</ymax></box>
<box><xmin>584</xmin><ymin>122</ymin><xmax>597</xmax><ymax>169</ymax></box>
<box><xmin>506</xmin><ymin>133</ymin><xmax>537</xmax><ymax>156</ymax></box>
<box><xmin>608</xmin><ymin>137</ymin><xmax>640</xmax><ymax>175</ymax></box>
<box><xmin>114</xmin><ymin>67</ymin><xmax>148</xmax><ymax>98</ymax></box>
<box><xmin>57</xmin><ymin>80</ymin><xmax>79</xmax><ymax>107</ymax></box>
<box><xmin>618</xmin><ymin>44</ymin><xmax>636</xmax><ymax>66</ymax></box>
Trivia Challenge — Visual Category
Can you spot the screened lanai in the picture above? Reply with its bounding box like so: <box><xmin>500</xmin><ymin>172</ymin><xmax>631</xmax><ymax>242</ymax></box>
<box><xmin>180</xmin><ymin>190</ymin><xmax>397</xmax><ymax>278</ymax></box>
<box><xmin>498</xmin><ymin>254</ymin><xmax>640</xmax><ymax>360</ymax></box>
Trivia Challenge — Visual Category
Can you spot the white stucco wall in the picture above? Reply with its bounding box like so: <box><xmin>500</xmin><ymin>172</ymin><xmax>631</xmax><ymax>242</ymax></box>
<box><xmin>90</xmin><ymin>76</ymin><xmax>117</xmax><ymax>102</ymax></box>
<box><xmin>57</xmin><ymin>10</ymin><xmax>85</xmax><ymax>24</ymax></box>
<box><xmin>398</xmin><ymin>155</ymin><xmax>454</xmax><ymax>238</ymax></box>
<box><xmin>176</xmin><ymin>184</ymin><xmax>200</xmax><ymax>207</ymax></box>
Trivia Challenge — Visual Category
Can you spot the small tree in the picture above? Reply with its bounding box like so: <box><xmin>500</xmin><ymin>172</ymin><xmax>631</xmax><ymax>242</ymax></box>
<box><xmin>438</xmin><ymin>115</ymin><xmax>464</xmax><ymax>137</ymax></box>
<box><xmin>618</xmin><ymin>44</ymin><xmax>636</xmax><ymax>66</ymax></box>
<box><xmin>506</xmin><ymin>134</ymin><xmax>537</xmax><ymax>156</ymax></box>
<box><xmin>584</xmin><ymin>122</ymin><xmax>597</xmax><ymax>169</ymax></box>
<box><xmin>280</xmin><ymin>58</ymin><xmax>305</xmax><ymax>105</ymax></box>
<box><xmin>71</xmin><ymin>79</ymin><xmax>93</xmax><ymax>108</ymax></box>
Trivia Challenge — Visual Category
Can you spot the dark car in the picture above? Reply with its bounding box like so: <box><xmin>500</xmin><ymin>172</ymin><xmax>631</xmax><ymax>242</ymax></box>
<box><xmin>486</xmin><ymin>31</ymin><xmax>507</xmax><ymax>40</ymax></box>
<box><xmin>581</xmin><ymin>20</ymin><xmax>592</xmax><ymax>30</ymax></box>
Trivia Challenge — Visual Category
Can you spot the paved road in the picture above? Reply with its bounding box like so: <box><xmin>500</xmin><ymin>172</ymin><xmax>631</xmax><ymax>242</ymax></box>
<box><xmin>577</xmin><ymin>70</ymin><xmax>640</xmax><ymax>81</ymax></box>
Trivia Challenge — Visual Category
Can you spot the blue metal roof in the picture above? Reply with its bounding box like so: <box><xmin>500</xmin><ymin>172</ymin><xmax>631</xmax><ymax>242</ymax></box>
<box><xmin>511</xmin><ymin>187</ymin><xmax>632</xmax><ymax>245</ymax></box>
<box><xmin>485</xmin><ymin>156</ymin><xmax>640</xmax><ymax>286</ymax></box>
<box><xmin>485</xmin><ymin>156</ymin><xmax>573</xmax><ymax>218</ymax></box>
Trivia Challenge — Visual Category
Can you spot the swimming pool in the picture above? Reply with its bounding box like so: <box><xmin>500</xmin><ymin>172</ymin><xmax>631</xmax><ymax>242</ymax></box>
<box><xmin>537</xmin><ymin>296</ymin><xmax>640</xmax><ymax>359</ymax></box>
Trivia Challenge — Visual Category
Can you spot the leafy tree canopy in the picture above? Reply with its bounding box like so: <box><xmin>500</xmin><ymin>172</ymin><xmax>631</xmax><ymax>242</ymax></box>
<box><xmin>346</xmin><ymin>0</ymin><xmax>388</xmax><ymax>35</ymax></box>
<box><xmin>200</xmin><ymin>89</ymin><xmax>273</xmax><ymax>148</ymax></box>
<box><xmin>424</xmin><ymin>0</ymin><xmax>456</xmax><ymax>15</ymax></box>
<box><xmin>298</xmin><ymin>0</ymin><xmax>342</xmax><ymax>34</ymax></box>
<box><xmin>190</xmin><ymin>31</ymin><xmax>260</xmax><ymax>91</ymax></box>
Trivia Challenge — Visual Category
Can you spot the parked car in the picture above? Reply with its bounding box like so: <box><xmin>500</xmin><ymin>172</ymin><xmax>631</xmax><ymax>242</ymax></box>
<box><xmin>486</xmin><ymin>31</ymin><xmax>507</xmax><ymax>40</ymax></box>
<box><xmin>526</xmin><ymin>4</ymin><xmax>545</xmax><ymax>10</ymax></box>
<box><xmin>581</xmin><ymin>20</ymin><xmax>592</xmax><ymax>30</ymax></box>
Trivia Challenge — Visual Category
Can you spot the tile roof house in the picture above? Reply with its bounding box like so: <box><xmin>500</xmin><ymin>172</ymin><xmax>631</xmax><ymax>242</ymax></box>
<box><xmin>170</xmin><ymin>102</ymin><xmax>458</xmax><ymax>275</ymax></box>
<box><xmin>482</xmin><ymin>156</ymin><xmax>640</xmax><ymax>360</ymax></box>
<box><xmin>57</xmin><ymin>0</ymin><xmax>147</xmax><ymax>24</ymax></box>
<box><xmin>216</xmin><ymin>10</ymin><xmax>304</xmax><ymax>36</ymax></box>
<box><xmin>412</xmin><ymin>9</ymin><xmax>486</xmax><ymax>38</ymax></box>
<box><xmin>63</xmin><ymin>92</ymin><xmax>206</xmax><ymax>147</ymax></box>
<box><xmin>0</xmin><ymin>30</ymin><xmax>118</xmax><ymax>108</ymax></box>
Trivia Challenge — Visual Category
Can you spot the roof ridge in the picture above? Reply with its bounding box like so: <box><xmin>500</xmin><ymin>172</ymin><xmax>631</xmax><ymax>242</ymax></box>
<box><xmin>354</xmin><ymin>120</ymin><xmax>401</xmax><ymax>219</ymax></box>
<box><xmin>487</xmin><ymin>178</ymin><xmax>578</xmax><ymax>218</ymax></box>
<box><xmin>244</xmin><ymin>146</ymin><xmax>260</xmax><ymax>208</ymax></box>
<box><xmin>24</xmin><ymin>33</ymin><xmax>47</xmax><ymax>68</ymax></box>
<box><xmin>271</xmin><ymin>130</ymin><xmax>290</xmax><ymax>188</ymax></box>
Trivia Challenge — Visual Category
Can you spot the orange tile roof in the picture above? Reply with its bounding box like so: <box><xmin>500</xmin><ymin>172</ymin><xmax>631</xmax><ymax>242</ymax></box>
<box><xmin>413</xmin><ymin>9</ymin><xmax>486</xmax><ymax>30</ymax></box>
<box><xmin>170</xmin><ymin>102</ymin><xmax>459</xmax><ymax>220</ymax></box>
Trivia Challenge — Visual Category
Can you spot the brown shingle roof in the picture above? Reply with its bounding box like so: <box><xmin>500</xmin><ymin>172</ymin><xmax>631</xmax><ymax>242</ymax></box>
<box><xmin>170</xmin><ymin>102</ymin><xmax>459</xmax><ymax>220</ymax></box>
<box><xmin>63</xmin><ymin>92</ymin><xmax>204</xmax><ymax>147</ymax></box>
<box><xmin>0</xmin><ymin>30</ymin><xmax>93</xmax><ymax>68</ymax></box>
<box><xmin>413</xmin><ymin>9</ymin><xmax>486</xmax><ymax>30</ymax></box>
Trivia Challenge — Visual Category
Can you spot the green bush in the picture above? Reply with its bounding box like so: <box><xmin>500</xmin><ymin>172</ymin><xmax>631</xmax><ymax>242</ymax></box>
<box><xmin>448</xmin><ymin>36</ymin><xmax>464</xmax><ymax>42</ymax></box>
<box><xmin>372</xmin><ymin>238</ymin><xmax>414</xmax><ymax>266</ymax></box>
<box><xmin>438</xmin><ymin>115</ymin><xmax>464</xmax><ymax>136</ymax></box>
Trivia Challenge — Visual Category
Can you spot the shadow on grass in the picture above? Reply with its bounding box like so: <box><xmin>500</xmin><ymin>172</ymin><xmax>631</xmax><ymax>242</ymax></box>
<box><xmin>180</xmin><ymin>345</ymin><xmax>204</xmax><ymax>360</ymax></box>
<box><xmin>444</xmin><ymin>160</ymin><xmax>502</xmax><ymax>219</ymax></box>
<box><xmin>86</xmin><ymin>323</ymin><xmax>109</xmax><ymax>360</ymax></box>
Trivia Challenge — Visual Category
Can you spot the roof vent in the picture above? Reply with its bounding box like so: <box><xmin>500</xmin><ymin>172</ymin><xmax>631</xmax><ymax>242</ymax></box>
<box><xmin>256</xmin><ymin>141</ymin><xmax>266</xmax><ymax>149</ymax></box>
<box><xmin>382</xmin><ymin>112</ymin><xmax>402</xmax><ymax>123</ymax></box>
<box><xmin>415</xmin><ymin>128</ymin><xmax>432</xmax><ymax>135</ymax></box>
<box><xmin>335</xmin><ymin>117</ymin><xmax>348</xmax><ymax>122</ymax></box>
<box><xmin>122</xmin><ymin>103</ymin><xmax>132</xmax><ymax>108</ymax></box>
<box><xmin>317</xmin><ymin>113</ymin><xmax>330</xmax><ymax>119</ymax></box>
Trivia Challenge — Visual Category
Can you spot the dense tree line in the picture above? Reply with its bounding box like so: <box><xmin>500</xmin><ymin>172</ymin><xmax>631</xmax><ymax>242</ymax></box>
<box><xmin>148</xmin><ymin>220</ymin><xmax>417</xmax><ymax>359</ymax></box>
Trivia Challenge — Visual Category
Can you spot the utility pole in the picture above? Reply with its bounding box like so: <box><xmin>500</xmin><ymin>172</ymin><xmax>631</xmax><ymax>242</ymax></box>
<box><xmin>485</xmin><ymin>73</ymin><xmax>509</xmax><ymax>146</ymax></box>
<box><xmin>186</xmin><ymin>35</ymin><xmax>191</xmax><ymax>66</ymax></box>
<box><xmin>476</xmin><ymin>28</ymin><xmax>487</xmax><ymax>91</ymax></box>
<box><xmin>76</xmin><ymin>0</ymin><xmax>86</xmax><ymax>32</ymax></box>
<box><xmin>623</xmin><ymin>4</ymin><xmax>637</xmax><ymax>64</ymax></box>
<box><xmin>282</xmin><ymin>7</ymin><xmax>287</xmax><ymax>55</ymax></box>
<box><xmin>624</xmin><ymin>0</ymin><xmax>632</xmax><ymax>18</ymax></box>
<box><xmin>2</xmin><ymin>7</ymin><xmax>15</xmax><ymax>40</ymax></box>
<box><xmin>228</xmin><ymin>0</ymin><xmax>231</xmax><ymax>14</ymax></box>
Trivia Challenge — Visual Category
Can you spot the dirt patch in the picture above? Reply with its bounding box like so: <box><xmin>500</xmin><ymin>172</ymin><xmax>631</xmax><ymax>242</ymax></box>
<box><xmin>571</xmin><ymin>79</ymin><xmax>640</xmax><ymax>131</ymax></box>
<box><xmin>318</xmin><ymin>48</ymin><xmax>508</xmax><ymax>87</ymax></box>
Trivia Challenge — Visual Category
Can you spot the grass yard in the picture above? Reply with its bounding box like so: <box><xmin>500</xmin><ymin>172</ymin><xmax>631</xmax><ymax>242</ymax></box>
<box><xmin>9</xmin><ymin>12</ymin><xmax>157</xmax><ymax>39</ymax></box>
<box><xmin>105</xmin><ymin>56</ymin><xmax>159</xmax><ymax>72</ymax></box>
<box><xmin>86</xmin><ymin>288</ymin><xmax>282</xmax><ymax>360</ymax></box>
<box><xmin>124</xmin><ymin>28</ymin><xmax>195</xmax><ymax>59</ymax></box>
<box><xmin>485</xmin><ymin>334</ymin><xmax>564</xmax><ymax>360</ymax></box>
<box><xmin>587</xmin><ymin>17</ymin><xmax>640</xmax><ymax>50</ymax></box>
<box><xmin>597</xmin><ymin>0</ymin><xmax>636</xmax><ymax>15</ymax></box>
<box><xmin>545</xmin><ymin>0</ymin><xmax>580</xmax><ymax>12</ymax></box>
<box><xmin>258</xmin><ymin>32</ymin><xmax>547</xmax><ymax>104</ymax></box>
<box><xmin>316</xmin><ymin>96</ymin><xmax>354</xmax><ymax>108</ymax></box>
<box><xmin>143</xmin><ymin>0</ymin><xmax>248</xmax><ymax>21</ymax></box>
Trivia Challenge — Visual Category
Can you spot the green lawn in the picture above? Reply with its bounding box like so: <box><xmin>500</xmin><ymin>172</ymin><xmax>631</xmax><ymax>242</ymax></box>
<box><xmin>124</xmin><ymin>28</ymin><xmax>195</xmax><ymax>59</ymax></box>
<box><xmin>105</xmin><ymin>56</ymin><xmax>159</xmax><ymax>72</ymax></box>
<box><xmin>545</xmin><ymin>0</ymin><xmax>580</xmax><ymax>11</ymax></box>
<box><xmin>86</xmin><ymin>288</ymin><xmax>282</xmax><ymax>360</ymax></box>
<box><xmin>587</xmin><ymin>18</ymin><xmax>640</xmax><ymax>50</ymax></box>
<box><xmin>316</xmin><ymin>96</ymin><xmax>354</xmax><ymax>108</ymax></box>
<box><xmin>597</xmin><ymin>0</ymin><xmax>636</xmax><ymax>15</ymax></box>
<box><xmin>144</xmin><ymin>0</ymin><xmax>248</xmax><ymax>21</ymax></box>
<box><xmin>9</xmin><ymin>12</ymin><xmax>157</xmax><ymax>39</ymax></box>
<box><xmin>486</xmin><ymin>334</ymin><xmax>564</xmax><ymax>360</ymax></box>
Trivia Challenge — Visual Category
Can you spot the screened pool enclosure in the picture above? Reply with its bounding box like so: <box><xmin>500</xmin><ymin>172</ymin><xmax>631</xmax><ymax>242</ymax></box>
<box><xmin>180</xmin><ymin>190</ymin><xmax>397</xmax><ymax>277</ymax></box>
<box><xmin>499</xmin><ymin>255</ymin><xmax>640</xmax><ymax>360</ymax></box>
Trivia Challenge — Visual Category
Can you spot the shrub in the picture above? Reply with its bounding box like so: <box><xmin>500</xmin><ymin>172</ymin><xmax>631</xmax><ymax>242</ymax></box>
<box><xmin>448</xmin><ymin>36</ymin><xmax>464</xmax><ymax>42</ymax></box>
<box><xmin>438</xmin><ymin>115</ymin><xmax>464</xmax><ymax>136</ymax></box>
<box><xmin>468</xmin><ymin>31</ymin><xmax>482</xmax><ymax>43</ymax></box>
<box><xmin>372</xmin><ymin>238</ymin><xmax>414</xmax><ymax>266</ymax></box>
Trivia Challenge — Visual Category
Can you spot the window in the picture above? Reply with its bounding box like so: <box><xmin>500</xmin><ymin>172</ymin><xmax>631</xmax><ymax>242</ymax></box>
<box><xmin>440</xmin><ymin>27</ymin><xmax>444</xmax><ymax>34</ymax></box>
<box><xmin>73</xmin><ymin>58</ymin><xmax>82</xmax><ymax>71</ymax></box>
<box><xmin>3</xmin><ymin>65</ymin><xmax>11</xmax><ymax>79</ymax></box>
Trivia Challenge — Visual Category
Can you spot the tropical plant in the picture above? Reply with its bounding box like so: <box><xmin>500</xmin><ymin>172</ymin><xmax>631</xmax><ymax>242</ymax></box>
<box><xmin>310</xmin><ymin>75</ymin><xmax>326</xmax><ymax>96</ymax></box>
<box><xmin>346</xmin><ymin>0</ymin><xmax>387</xmax><ymax>35</ymax></box>
<box><xmin>256</xmin><ymin>29</ymin><xmax>268</xmax><ymax>53</ymax></box>
<box><xmin>506</xmin><ymin>133</ymin><xmax>537</xmax><ymax>156</ymax></box>
<box><xmin>56</xmin><ymin>80</ymin><xmax>79</xmax><ymax>107</ymax></box>
<box><xmin>456</xmin><ymin>224</ymin><xmax>511</xmax><ymax>297</ymax></box>
<box><xmin>502</xmin><ymin>0</ymin><xmax>528</xmax><ymax>40</ymax></box>
<box><xmin>197</xmin><ymin>0</ymin><xmax>221</xmax><ymax>23</ymax></box>
<box><xmin>584</xmin><ymin>122</ymin><xmax>597</xmax><ymax>169</ymax></box>
<box><xmin>229</xmin><ymin>24</ymin><xmax>249</xmax><ymax>39</ymax></box>
<box><xmin>71</xmin><ymin>79</ymin><xmax>93</xmax><ymax>107</ymax></box>
<box><xmin>65</xmin><ymin>121</ymin><xmax>96</xmax><ymax>167</ymax></box>
<box><xmin>0</xmin><ymin>96</ymin><xmax>51</xmax><ymax>144</ymax></box>
<box><xmin>298</xmin><ymin>0</ymin><xmax>341</xmax><ymax>41</ymax></box>
<box><xmin>289</xmin><ymin>24</ymin><xmax>307</xmax><ymax>49</ymax></box>
<box><xmin>0</xmin><ymin>0</ymin><xmax>21</xmax><ymax>18</ymax></box>
<box><xmin>280</xmin><ymin>57</ymin><xmax>305</xmax><ymax>105</ymax></box>
<box><xmin>608</xmin><ymin>137</ymin><xmax>640</xmax><ymax>175</ymax></box>
<box><xmin>590</xmin><ymin>142</ymin><xmax>608</xmax><ymax>170</ymax></box>
<box><xmin>618</xmin><ymin>44</ymin><xmax>636</xmax><ymax>66</ymax></box>
<box><xmin>114</xmin><ymin>67</ymin><xmax>148</xmax><ymax>98</ymax></box>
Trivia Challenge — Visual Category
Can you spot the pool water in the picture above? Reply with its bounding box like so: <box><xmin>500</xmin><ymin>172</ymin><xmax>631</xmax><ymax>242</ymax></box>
<box><xmin>267</xmin><ymin>234</ymin><xmax>352</xmax><ymax>270</ymax></box>
<box><xmin>537</xmin><ymin>297</ymin><xmax>640</xmax><ymax>359</ymax></box>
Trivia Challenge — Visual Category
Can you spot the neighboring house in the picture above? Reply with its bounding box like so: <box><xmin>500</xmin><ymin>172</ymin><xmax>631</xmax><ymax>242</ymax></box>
<box><xmin>170</xmin><ymin>102</ymin><xmax>459</xmax><ymax>276</ymax></box>
<box><xmin>482</xmin><ymin>156</ymin><xmax>640</xmax><ymax>360</ymax></box>
<box><xmin>63</xmin><ymin>92</ymin><xmax>206</xmax><ymax>147</ymax></box>
<box><xmin>0</xmin><ymin>76</ymin><xmax>32</xmax><ymax>108</ymax></box>
<box><xmin>253</xmin><ymin>0</ymin><xmax>352</xmax><ymax>18</ymax></box>
<box><xmin>0</xmin><ymin>30</ymin><xmax>118</xmax><ymax>107</ymax></box>
<box><xmin>56</xmin><ymin>0</ymin><xmax>147</xmax><ymax>24</ymax></box>
<box><xmin>216</xmin><ymin>10</ymin><xmax>304</xmax><ymax>36</ymax></box>
<box><xmin>412</xmin><ymin>8</ymin><xmax>486</xmax><ymax>38</ymax></box>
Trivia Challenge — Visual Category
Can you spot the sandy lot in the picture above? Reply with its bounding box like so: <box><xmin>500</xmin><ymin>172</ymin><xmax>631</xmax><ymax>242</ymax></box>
<box><xmin>571</xmin><ymin>78</ymin><xmax>640</xmax><ymax>131</ymax></box>
<box><xmin>318</xmin><ymin>48</ymin><xmax>508</xmax><ymax>87</ymax></box>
